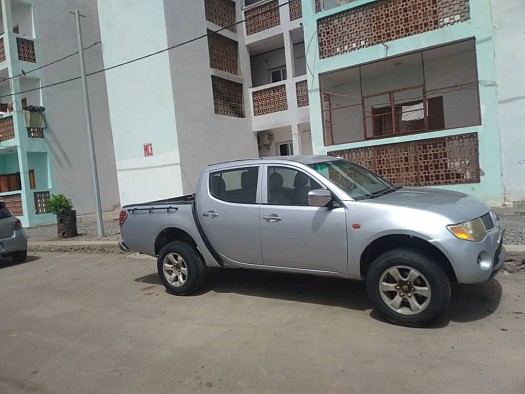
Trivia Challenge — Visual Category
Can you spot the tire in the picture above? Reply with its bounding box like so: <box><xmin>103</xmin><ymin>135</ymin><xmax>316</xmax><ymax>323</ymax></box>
<box><xmin>11</xmin><ymin>249</ymin><xmax>27</xmax><ymax>263</ymax></box>
<box><xmin>157</xmin><ymin>241</ymin><xmax>206</xmax><ymax>296</ymax></box>
<box><xmin>366</xmin><ymin>249</ymin><xmax>451</xmax><ymax>327</ymax></box>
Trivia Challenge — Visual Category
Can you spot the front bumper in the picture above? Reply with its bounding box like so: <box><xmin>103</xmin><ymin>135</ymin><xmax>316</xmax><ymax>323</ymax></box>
<box><xmin>435</xmin><ymin>226</ymin><xmax>505</xmax><ymax>284</ymax></box>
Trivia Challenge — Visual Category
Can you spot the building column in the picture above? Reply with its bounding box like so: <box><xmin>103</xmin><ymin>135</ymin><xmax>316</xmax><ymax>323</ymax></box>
<box><xmin>291</xmin><ymin>123</ymin><xmax>302</xmax><ymax>155</ymax></box>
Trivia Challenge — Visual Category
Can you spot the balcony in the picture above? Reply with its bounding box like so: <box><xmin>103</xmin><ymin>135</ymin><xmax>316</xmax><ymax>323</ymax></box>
<box><xmin>0</xmin><ymin>35</ymin><xmax>37</xmax><ymax>63</ymax></box>
<box><xmin>250</xmin><ymin>76</ymin><xmax>309</xmax><ymax>130</ymax></box>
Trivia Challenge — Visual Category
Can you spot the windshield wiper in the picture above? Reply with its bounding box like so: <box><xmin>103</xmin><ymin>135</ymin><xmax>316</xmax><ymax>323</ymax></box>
<box><xmin>370</xmin><ymin>186</ymin><xmax>398</xmax><ymax>199</ymax></box>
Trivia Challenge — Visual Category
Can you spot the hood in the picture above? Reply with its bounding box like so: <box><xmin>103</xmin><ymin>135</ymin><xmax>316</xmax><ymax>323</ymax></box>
<box><xmin>365</xmin><ymin>187</ymin><xmax>491</xmax><ymax>223</ymax></box>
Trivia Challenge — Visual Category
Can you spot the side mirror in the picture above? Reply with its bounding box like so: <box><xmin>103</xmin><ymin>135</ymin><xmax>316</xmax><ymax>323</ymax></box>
<box><xmin>308</xmin><ymin>189</ymin><xmax>332</xmax><ymax>207</ymax></box>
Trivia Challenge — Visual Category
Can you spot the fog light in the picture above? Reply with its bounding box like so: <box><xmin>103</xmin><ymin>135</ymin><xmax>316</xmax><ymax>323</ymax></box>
<box><xmin>477</xmin><ymin>252</ymin><xmax>491</xmax><ymax>270</ymax></box>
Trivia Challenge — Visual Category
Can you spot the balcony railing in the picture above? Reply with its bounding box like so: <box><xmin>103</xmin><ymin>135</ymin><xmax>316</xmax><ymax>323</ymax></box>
<box><xmin>296</xmin><ymin>79</ymin><xmax>309</xmax><ymax>107</ymax></box>
<box><xmin>317</xmin><ymin>0</ymin><xmax>470</xmax><ymax>58</ymax></box>
<box><xmin>17</xmin><ymin>37</ymin><xmax>36</xmax><ymax>63</ymax></box>
<box><xmin>252</xmin><ymin>82</ymin><xmax>288</xmax><ymax>116</ymax></box>
<box><xmin>0</xmin><ymin>36</ymin><xmax>37</xmax><ymax>63</ymax></box>
<box><xmin>289</xmin><ymin>0</ymin><xmax>303</xmax><ymax>20</ymax></box>
<box><xmin>328</xmin><ymin>132</ymin><xmax>480</xmax><ymax>187</ymax></box>
<box><xmin>245</xmin><ymin>0</ymin><xmax>281</xmax><ymax>35</ymax></box>
<box><xmin>0</xmin><ymin>115</ymin><xmax>15</xmax><ymax>142</ymax></box>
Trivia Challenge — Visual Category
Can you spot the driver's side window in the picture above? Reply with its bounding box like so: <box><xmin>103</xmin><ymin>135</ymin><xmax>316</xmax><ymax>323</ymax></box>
<box><xmin>267</xmin><ymin>167</ymin><xmax>322</xmax><ymax>206</ymax></box>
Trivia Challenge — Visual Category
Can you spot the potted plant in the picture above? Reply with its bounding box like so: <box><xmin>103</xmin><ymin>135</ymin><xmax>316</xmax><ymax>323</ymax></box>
<box><xmin>46</xmin><ymin>194</ymin><xmax>78</xmax><ymax>238</ymax></box>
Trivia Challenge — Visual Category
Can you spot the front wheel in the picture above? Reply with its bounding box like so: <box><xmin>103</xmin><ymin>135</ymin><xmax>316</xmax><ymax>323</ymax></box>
<box><xmin>366</xmin><ymin>249</ymin><xmax>451</xmax><ymax>327</ymax></box>
<box><xmin>157</xmin><ymin>241</ymin><xmax>206</xmax><ymax>296</ymax></box>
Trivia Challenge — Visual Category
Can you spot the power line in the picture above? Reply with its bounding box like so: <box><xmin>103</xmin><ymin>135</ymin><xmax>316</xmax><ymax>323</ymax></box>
<box><xmin>0</xmin><ymin>41</ymin><xmax>101</xmax><ymax>83</ymax></box>
<box><xmin>0</xmin><ymin>1</ymin><xmax>290</xmax><ymax>100</ymax></box>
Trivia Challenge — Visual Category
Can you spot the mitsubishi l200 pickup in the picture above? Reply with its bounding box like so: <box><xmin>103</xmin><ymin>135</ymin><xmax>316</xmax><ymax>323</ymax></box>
<box><xmin>119</xmin><ymin>155</ymin><xmax>505</xmax><ymax>326</ymax></box>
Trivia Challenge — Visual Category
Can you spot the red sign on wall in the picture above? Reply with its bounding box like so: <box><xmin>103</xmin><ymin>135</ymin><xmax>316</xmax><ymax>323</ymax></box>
<box><xmin>144</xmin><ymin>143</ymin><xmax>153</xmax><ymax>157</ymax></box>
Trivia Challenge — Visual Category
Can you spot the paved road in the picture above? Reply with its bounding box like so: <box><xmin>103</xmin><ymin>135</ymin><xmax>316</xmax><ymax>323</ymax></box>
<box><xmin>0</xmin><ymin>253</ymin><xmax>524</xmax><ymax>394</ymax></box>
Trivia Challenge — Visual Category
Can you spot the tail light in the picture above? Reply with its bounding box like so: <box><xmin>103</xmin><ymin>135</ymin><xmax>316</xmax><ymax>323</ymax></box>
<box><xmin>14</xmin><ymin>218</ymin><xmax>22</xmax><ymax>231</ymax></box>
<box><xmin>118</xmin><ymin>210</ymin><xmax>128</xmax><ymax>226</ymax></box>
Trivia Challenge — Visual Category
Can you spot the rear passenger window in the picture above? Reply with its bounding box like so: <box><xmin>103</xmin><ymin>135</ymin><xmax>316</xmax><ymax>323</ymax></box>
<box><xmin>209</xmin><ymin>167</ymin><xmax>258</xmax><ymax>204</ymax></box>
<box><xmin>0</xmin><ymin>204</ymin><xmax>12</xmax><ymax>219</ymax></box>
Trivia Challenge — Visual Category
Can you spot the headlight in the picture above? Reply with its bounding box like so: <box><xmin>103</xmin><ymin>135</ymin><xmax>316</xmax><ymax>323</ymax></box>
<box><xmin>447</xmin><ymin>218</ymin><xmax>487</xmax><ymax>242</ymax></box>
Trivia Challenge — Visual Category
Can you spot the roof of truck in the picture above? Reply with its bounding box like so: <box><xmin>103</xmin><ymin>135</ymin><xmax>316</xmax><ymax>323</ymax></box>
<box><xmin>208</xmin><ymin>155</ymin><xmax>339</xmax><ymax>169</ymax></box>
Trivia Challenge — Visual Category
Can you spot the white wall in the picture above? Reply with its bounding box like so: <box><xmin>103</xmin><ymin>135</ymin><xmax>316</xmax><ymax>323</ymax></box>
<box><xmin>163</xmin><ymin>0</ymin><xmax>258</xmax><ymax>194</ymax></box>
<box><xmin>19</xmin><ymin>77</ymin><xmax>40</xmax><ymax>107</ymax></box>
<box><xmin>98</xmin><ymin>0</ymin><xmax>181</xmax><ymax>206</ymax></box>
<box><xmin>38</xmin><ymin>0</ymin><xmax>120</xmax><ymax>213</ymax></box>
<box><xmin>492</xmin><ymin>0</ymin><xmax>525</xmax><ymax>203</ymax></box>
<box><xmin>11</xmin><ymin>2</ymin><xmax>33</xmax><ymax>37</ymax></box>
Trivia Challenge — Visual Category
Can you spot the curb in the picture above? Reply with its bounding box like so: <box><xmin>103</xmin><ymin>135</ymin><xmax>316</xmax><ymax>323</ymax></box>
<box><xmin>29</xmin><ymin>241</ymin><xmax>125</xmax><ymax>254</ymax></box>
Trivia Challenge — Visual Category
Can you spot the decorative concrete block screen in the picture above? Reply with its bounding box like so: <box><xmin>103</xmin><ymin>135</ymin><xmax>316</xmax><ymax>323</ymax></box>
<box><xmin>208</xmin><ymin>32</ymin><xmax>239</xmax><ymax>75</ymax></box>
<box><xmin>253</xmin><ymin>84</ymin><xmax>288</xmax><ymax>116</ymax></box>
<box><xmin>3</xmin><ymin>193</ymin><xmax>23</xmax><ymax>216</ymax></box>
<box><xmin>245</xmin><ymin>0</ymin><xmax>280</xmax><ymax>35</ymax></box>
<box><xmin>211</xmin><ymin>76</ymin><xmax>245</xmax><ymax>118</ymax></box>
<box><xmin>17</xmin><ymin>37</ymin><xmax>36</xmax><ymax>63</ymax></box>
<box><xmin>0</xmin><ymin>117</ymin><xmax>15</xmax><ymax>142</ymax></box>
<box><xmin>204</xmin><ymin>0</ymin><xmax>237</xmax><ymax>32</ymax></box>
<box><xmin>329</xmin><ymin>132</ymin><xmax>480</xmax><ymax>186</ymax></box>
<box><xmin>0</xmin><ymin>38</ymin><xmax>5</xmax><ymax>62</ymax></box>
<box><xmin>289</xmin><ymin>0</ymin><xmax>303</xmax><ymax>21</ymax></box>
<box><xmin>296</xmin><ymin>80</ymin><xmax>309</xmax><ymax>107</ymax></box>
<box><xmin>318</xmin><ymin>0</ymin><xmax>470</xmax><ymax>59</ymax></box>
<box><xmin>34</xmin><ymin>191</ymin><xmax>50</xmax><ymax>215</ymax></box>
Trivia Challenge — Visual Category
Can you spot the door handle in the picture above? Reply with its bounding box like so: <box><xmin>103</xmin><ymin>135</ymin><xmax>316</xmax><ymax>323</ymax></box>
<box><xmin>202</xmin><ymin>210</ymin><xmax>218</xmax><ymax>218</ymax></box>
<box><xmin>263</xmin><ymin>214</ymin><xmax>282</xmax><ymax>222</ymax></box>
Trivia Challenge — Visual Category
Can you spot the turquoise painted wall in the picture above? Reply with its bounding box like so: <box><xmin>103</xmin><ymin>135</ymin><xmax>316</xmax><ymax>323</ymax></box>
<box><xmin>302</xmin><ymin>0</ymin><xmax>505</xmax><ymax>205</ymax></box>
<box><xmin>27</xmin><ymin>152</ymin><xmax>49</xmax><ymax>190</ymax></box>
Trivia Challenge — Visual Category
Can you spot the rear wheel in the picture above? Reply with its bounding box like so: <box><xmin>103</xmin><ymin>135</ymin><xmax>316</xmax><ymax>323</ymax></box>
<box><xmin>11</xmin><ymin>250</ymin><xmax>27</xmax><ymax>263</ymax></box>
<box><xmin>366</xmin><ymin>249</ymin><xmax>451</xmax><ymax>327</ymax></box>
<box><xmin>157</xmin><ymin>241</ymin><xmax>206</xmax><ymax>295</ymax></box>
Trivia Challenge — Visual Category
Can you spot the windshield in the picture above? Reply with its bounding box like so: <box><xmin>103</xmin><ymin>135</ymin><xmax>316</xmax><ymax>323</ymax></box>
<box><xmin>308</xmin><ymin>159</ymin><xmax>395</xmax><ymax>200</ymax></box>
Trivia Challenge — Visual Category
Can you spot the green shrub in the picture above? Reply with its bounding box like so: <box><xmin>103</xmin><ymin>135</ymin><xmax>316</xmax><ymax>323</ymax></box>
<box><xmin>46</xmin><ymin>194</ymin><xmax>73</xmax><ymax>214</ymax></box>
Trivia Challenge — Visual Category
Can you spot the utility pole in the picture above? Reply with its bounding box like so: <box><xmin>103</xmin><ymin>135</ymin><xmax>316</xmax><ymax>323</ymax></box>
<box><xmin>71</xmin><ymin>9</ymin><xmax>104</xmax><ymax>238</ymax></box>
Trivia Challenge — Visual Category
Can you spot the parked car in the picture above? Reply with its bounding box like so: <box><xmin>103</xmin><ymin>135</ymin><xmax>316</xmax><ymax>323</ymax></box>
<box><xmin>119</xmin><ymin>156</ymin><xmax>505</xmax><ymax>326</ymax></box>
<box><xmin>0</xmin><ymin>202</ymin><xmax>28</xmax><ymax>263</ymax></box>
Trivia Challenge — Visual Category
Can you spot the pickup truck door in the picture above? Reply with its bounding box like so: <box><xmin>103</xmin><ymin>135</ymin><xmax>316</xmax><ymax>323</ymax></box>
<box><xmin>196</xmin><ymin>165</ymin><xmax>263</xmax><ymax>265</ymax></box>
<box><xmin>260</xmin><ymin>165</ymin><xmax>348</xmax><ymax>274</ymax></box>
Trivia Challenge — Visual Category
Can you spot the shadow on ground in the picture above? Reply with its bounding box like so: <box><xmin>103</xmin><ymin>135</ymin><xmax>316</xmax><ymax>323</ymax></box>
<box><xmin>0</xmin><ymin>255</ymin><xmax>40</xmax><ymax>270</ymax></box>
<box><xmin>135</xmin><ymin>269</ymin><xmax>503</xmax><ymax>327</ymax></box>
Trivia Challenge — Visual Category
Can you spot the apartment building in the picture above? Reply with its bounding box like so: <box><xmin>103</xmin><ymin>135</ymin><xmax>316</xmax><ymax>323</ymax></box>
<box><xmin>0</xmin><ymin>0</ymin><xmax>119</xmax><ymax>226</ymax></box>
<box><xmin>97</xmin><ymin>0</ymin><xmax>311</xmax><ymax>206</ymax></box>
<box><xmin>98</xmin><ymin>0</ymin><xmax>524</xmax><ymax>207</ymax></box>
<box><xmin>303</xmin><ymin>0</ymin><xmax>525</xmax><ymax>206</ymax></box>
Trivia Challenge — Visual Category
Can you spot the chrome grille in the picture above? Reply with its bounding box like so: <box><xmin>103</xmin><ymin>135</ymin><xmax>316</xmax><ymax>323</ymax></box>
<box><xmin>481</xmin><ymin>212</ymin><xmax>495</xmax><ymax>231</ymax></box>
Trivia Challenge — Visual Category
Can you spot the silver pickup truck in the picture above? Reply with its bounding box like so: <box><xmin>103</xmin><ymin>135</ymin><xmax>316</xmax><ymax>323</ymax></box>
<box><xmin>119</xmin><ymin>155</ymin><xmax>505</xmax><ymax>326</ymax></box>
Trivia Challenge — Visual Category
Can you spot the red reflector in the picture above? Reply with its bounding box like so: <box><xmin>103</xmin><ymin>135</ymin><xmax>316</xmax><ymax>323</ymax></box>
<box><xmin>352</xmin><ymin>224</ymin><xmax>361</xmax><ymax>230</ymax></box>
<box><xmin>118</xmin><ymin>210</ymin><xmax>128</xmax><ymax>226</ymax></box>
<box><xmin>14</xmin><ymin>219</ymin><xmax>22</xmax><ymax>231</ymax></box>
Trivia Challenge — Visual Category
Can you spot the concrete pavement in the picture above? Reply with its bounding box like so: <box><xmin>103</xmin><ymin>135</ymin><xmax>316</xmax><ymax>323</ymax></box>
<box><xmin>0</xmin><ymin>252</ymin><xmax>524</xmax><ymax>393</ymax></box>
